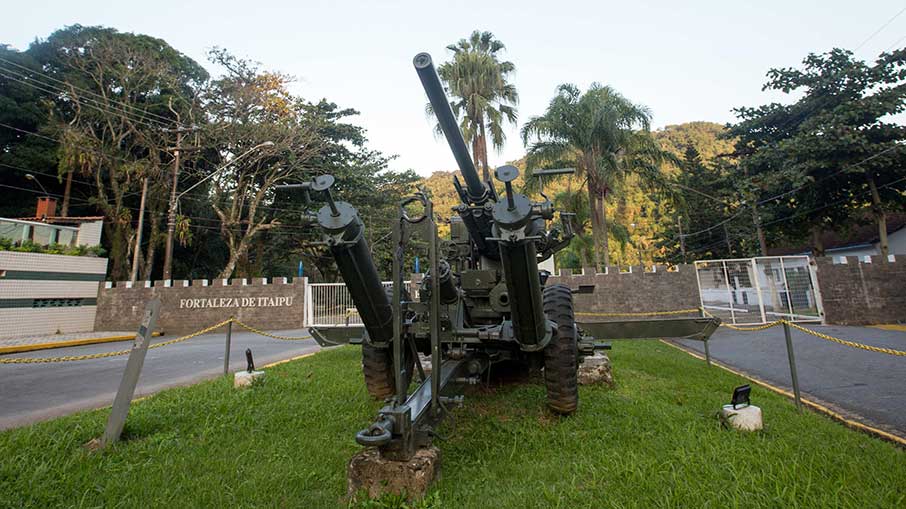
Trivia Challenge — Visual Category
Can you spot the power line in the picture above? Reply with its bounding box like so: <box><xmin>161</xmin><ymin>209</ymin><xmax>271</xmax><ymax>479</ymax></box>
<box><xmin>0</xmin><ymin>68</ymin><xmax>174</xmax><ymax>132</ymax></box>
<box><xmin>883</xmin><ymin>33</ymin><xmax>906</xmax><ymax>52</ymax></box>
<box><xmin>0</xmin><ymin>56</ymin><xmax>187</xmax><ymax>129</ymax></box>
<box><xmin>755</xmin><ymin>143</ymin><xmax>904</xmax><ymax>206</ymax></box>
<box><xmin>855</xmin><ymin>6</ymin><xmax>906</xmax><ymax>51</ymax></box>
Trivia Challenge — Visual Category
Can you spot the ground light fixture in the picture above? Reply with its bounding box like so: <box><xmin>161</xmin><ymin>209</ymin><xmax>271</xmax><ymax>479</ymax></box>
<box><xmin>731</xmin><ymin>384</ymin><xmax>751</xmax><ymax>409</ymax></box>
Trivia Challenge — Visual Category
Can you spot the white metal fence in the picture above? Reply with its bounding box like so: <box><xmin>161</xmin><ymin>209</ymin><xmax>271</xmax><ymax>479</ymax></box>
<box><xmin>694</xmin><ymin>256</ymin><xmax>824</xmax><ymax>325</ymax></box>
<box><xmin>305</xmin><ymin>281</ymin><xmax>411</xmax><ymax>327</ymax></box>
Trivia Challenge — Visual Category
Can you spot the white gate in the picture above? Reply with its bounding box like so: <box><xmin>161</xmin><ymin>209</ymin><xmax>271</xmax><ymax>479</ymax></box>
<box><xmin>694</xmin><ymin>256</ymin><xmax>823</xmax><ymax>325</ymax></box>
<box><xmin>305</xmin><ymin>281</ymin><xmax>410</xmax><ymax>327</ymax></box>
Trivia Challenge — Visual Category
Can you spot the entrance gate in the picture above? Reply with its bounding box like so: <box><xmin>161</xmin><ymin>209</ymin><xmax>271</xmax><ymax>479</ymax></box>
<box><xmin>694</xmin><ymin>256</ymin><xmax>823</xmax><ymax>325</ymax></box>
<box><xmin>305</xmin><ymin>281</ymin><xmax>410</xmax><ymax>327</ymax></box>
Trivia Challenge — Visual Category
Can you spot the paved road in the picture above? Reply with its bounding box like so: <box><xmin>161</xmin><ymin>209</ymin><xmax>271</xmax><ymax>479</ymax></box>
<box><xmin>0</xmin><ymin>328</ymin><xmax>321</xmax><ymax>430</ymax></box>
<box><xmin>679</xmin><ymin>324</ymin><xmax>906</xmax><ymax>434</ymax></box>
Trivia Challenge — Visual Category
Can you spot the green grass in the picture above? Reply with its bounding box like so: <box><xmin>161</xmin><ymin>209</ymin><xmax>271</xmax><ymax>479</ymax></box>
<box><xmin>2</xmin><ymin>342</ymin><xmax>904</xmax><ymax>508</ymax></box>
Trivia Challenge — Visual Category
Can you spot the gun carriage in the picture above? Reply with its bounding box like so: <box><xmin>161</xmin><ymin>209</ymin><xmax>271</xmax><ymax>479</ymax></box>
<box><xmin>285</xmin><ymin>52</ymin><xmax>718</xmax><ymax>462</ymax></box>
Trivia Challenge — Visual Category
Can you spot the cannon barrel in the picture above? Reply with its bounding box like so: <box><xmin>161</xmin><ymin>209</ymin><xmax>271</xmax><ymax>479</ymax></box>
<box><xmin>316</xmin><ymin>201</ymin><xmax>394</xmax><ymax>344</ymax></box>
<box><xmin>413</xmin><ymin>52</ymin><xmax>485</xmax><ymax>202</ymax></box>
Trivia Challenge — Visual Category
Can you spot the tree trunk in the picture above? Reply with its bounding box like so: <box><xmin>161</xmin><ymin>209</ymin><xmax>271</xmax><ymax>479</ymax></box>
<box><xmin>586</xmin><ymin>178</ymin><xmax>605</xmax><ymax>270</ymax></box>
<box><xmin>140</xmin><ymin>211</ymin><xmax>160</xmax><ymax>280</ymax></box>
<box><xmin>471</xmin><ymin>137</ymin><xmax>486</xmax><ymax>183</ymax></box>
<box><xmin>811</xmin><ymin>226</ymin><xmax>825</xmax><ymax>257</ymax></box>
<box><xmin>752</xmin><ymin>203</ymin><xmax>768</xmax><ymax>256</ymax></box>
<box><xmin>601</xmin><ymin>195</ymin><xmax>609</xmax><ymax>267</ymax></box>
<box><xmin>219</xmin><ymin>235</ymin><xmax>254</xmax><ymax>279</ymax></box>
<box><xmin>478</xmin><ymin>124</ymin><xmax>490</xmax><ymax>183</ymax></box>
<box><xmin>60</xmin><ymin>170</ymin><xmax>73</xmax><ymax>217</ymax></box>
<box><xmin>866</xmin><ymin>172</ymin><xmax>888</xmax><ymax>259</ymax></box>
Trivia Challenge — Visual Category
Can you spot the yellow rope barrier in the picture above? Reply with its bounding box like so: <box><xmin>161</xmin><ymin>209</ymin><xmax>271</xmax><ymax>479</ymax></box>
<box><xmin>785</xmin><ymin>321</ymin><xmax>906</xmax><ymax>357</ymax></box>
<box><xmin>575</xmin><ymin>308</ymin><xmax>700</xmax><ymax>317</ymax></box>
<box><xmin>700</xmin><ymin>308</ymin><xmax>906</xmax><ymax>356</ymax></box>
<box><xmin>0</xmin><ymin>317</ymin><xmax>311</xmax><ymax>364</ymax></box>
<box><xmin>231</xmin><ymin>319</ymin><xmax>312</xmax><ymax>341</ymax></box>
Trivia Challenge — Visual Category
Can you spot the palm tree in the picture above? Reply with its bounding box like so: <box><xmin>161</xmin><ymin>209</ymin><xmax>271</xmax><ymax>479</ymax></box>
<box><xmin>433</xmin><ymin>31</ymin><xmax>518</xmax><ymax>183</ymax></box>
<box><xmin>522</xmin><ymin>83</ymin><xmax>669</xmax><ymax>268</ymax></box>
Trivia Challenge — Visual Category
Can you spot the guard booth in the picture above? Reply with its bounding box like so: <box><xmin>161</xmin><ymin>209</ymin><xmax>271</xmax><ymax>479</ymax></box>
<box><xmin>694</xmin><ymin>256</ymin><xmax>824</xmax><ymax>326</ymax></box>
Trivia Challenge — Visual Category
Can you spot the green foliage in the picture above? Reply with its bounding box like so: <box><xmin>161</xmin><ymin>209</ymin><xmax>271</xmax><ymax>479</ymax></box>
<box><xmin>2</xmin><ymin>345</ymin><xmax>904</xmax><ymax>507</ymax></box>
<box><xmin>0</xmin><ymin>238</ymin><xmax>105</xmax><ymax>257</ymax></box>
<box><xmin>522</xmin><ymin>83</ymin><xmax>674</xmax><ymax>268</ymax></box>
<box><xmin>728</xmin><ymin>48</ymin><xmax>906</xmax><ymax>253</ymax></box>
<box><xmin>654</xmin><ymin>121</ymin><xmax>736</xmax><ymax>162</ymax></box>
<box><xmin>434</xmin><ymin>30</ymin><xmax>518</xmax><ymax>182</ymax></box>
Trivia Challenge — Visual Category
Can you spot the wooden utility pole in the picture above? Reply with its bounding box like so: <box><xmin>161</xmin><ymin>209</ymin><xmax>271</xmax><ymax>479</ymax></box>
<box><xmin>866</xmin><ymin>173</ymin><xmax>889</xmax><ymax>259</ymax></box>
<box><xmin>129</xmin><ymin>176</ymin><xmax>149</xmax><ymax>283</ymax></box>
<box><xmin>162</xmin><ymin>130</ymin><xmax>182</xmax><ymax>281</ymax></box>
<box><xmin>677</xmin><ymin>215</ymin><xmax>687</xmax><ymax>264</ymax></box>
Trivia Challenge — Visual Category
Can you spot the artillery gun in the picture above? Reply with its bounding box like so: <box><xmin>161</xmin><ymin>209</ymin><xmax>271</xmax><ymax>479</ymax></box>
<box><xmin>291</xmin><ymin>52</ymin><xmax>719</xmax><ymax>462</ymax></box>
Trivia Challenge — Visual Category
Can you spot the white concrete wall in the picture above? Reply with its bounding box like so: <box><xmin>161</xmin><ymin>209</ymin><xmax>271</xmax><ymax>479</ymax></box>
<box><xmin>0</xmin><ymin>251</ymin><xmax>107</xmax><ymax>338</ymax></box>
<box><xmin>886</xmin><ymin>228</ymin><xmax>906</xmax><ymax>255</ymax></box>
<box><xmin>76</xmin><ymin>220</ymin><xmax>103</xmax><ymax>247</ymax></box>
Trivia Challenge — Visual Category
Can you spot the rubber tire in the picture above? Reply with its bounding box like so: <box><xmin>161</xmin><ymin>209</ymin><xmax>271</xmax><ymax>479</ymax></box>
<box><xmin>542</xmin><ymin>284</ymin><xmax>579</xmax><ymax>414</ymax></box>
<box><xmin>361</xmin><ymin>288</ymin><xmax>415</xmax><ymax>400</ymax></box>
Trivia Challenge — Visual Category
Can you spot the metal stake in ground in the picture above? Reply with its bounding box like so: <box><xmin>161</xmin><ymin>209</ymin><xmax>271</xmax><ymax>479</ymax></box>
<box><xmin>782</xmin><ymin>321</ymin><xmax>803</xmax><ymax>412</ymax></box>
<box><xmin>101</xmin><ymin>298</ymin><xmax>161</xmax><ymax>446</ymax></box>
<box><xmin>223</xmin><ymin>318</ymin><xmax>233</xmax><ymax>375</ymax></box>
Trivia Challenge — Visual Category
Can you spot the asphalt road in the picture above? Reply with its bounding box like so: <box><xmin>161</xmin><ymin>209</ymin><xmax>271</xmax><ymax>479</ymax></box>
<box><xmin>0</xmin><ymin>328</ymin><xmax>321</xmax><ymax>430</ymax></box>
<box><xmin>678</xmin><ymin>324</ymin><xmax>906</xmax><ymax>435</ymax></box>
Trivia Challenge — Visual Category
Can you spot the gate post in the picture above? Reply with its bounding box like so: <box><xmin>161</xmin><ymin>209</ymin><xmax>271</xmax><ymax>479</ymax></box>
<box><xmin>751</xmin><ymin>258</ymin><xmax>767</xmax><ymax>324</ymax></box>
<box><xmin>694</xmin><ymin>261</ymin><xmax>706</xmax><ymax>318</ymax></box>
<box><xmin>807</xmin><ymin>258</ymin><xmax>826</xmax><ymax>324</ymax></box>
<box><xmin>721</xmin><ymin>261</ymin><xmax>736</xmax><ymax>324</ymax></box>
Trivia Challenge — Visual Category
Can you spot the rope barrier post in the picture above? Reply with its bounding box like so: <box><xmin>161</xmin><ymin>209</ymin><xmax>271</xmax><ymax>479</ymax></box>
<box><xmin>101</xmin><ymin>298</ymin><xmax>160</xmax><ymax>447</ymax></box>
<box><xmin>703</xmin><ymin>338</ymin><xmax>712</xmax><ymax>367</ymax></box>
<box><xmin>782</xmin><ymin>321</ymin><xmax>803</xmax><ymax>412</ymax></box>
<box><xmin>223</xmin><ymin>318</ymin><xmax>233</xmax><ymax>376</ymax></box>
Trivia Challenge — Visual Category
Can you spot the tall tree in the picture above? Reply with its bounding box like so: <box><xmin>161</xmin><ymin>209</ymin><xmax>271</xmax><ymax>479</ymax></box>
<box><xmin>201</xmin><ymin>49</ymin><xmax>325</xmax><ymax>279</ymax></box>
<box><xmin>27</xmin><ymin>26</ymin><xmax>207</xmax><ymax>279</ymax></box>
<box><xmin>522</xmin><ymin>83</ymin><xmax>670</xmax><ymax>268</ymax></box>
<box><xmin>434</xmin><ymin>30</ymin><xmax>518</xmax><ymax>182</ymax></box>
<box><xmin>729</xmin><ymin>48</ymin><xmax>906</xmax><ymax>257</ymax></box>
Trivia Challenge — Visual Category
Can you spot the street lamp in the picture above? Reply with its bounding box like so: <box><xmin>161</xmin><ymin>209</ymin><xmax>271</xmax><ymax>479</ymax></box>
<box><xmin>162</xmin><ymin>140</ymin><xmax>275</xmax><ymax>280</ymax></box>
<box><xmin>24</xmin><ymin>174</ymin><xmax>50</xmax><ymax>196</ymax></box>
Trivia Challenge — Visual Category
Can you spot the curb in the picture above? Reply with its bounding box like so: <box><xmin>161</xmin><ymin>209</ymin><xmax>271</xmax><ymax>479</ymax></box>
<box><xmin>659</xmin><ymin>339</ymin><xmax>906</xmax><ymax>447</ymax></box>
<box><xmin>0</xmin><ymin>332</ymin><xmax>164</xmax><ymax>355</ymax></box>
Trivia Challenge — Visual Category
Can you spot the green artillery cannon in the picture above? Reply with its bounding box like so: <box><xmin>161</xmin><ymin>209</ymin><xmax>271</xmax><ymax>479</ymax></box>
<box><xmin>292</xmin><ymin>52</ymin><xmax>720</xmax><ymax>462</ymax></box>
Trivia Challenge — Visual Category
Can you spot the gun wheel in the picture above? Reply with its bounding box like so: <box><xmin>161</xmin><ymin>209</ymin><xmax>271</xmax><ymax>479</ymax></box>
<box><xmin>361</xmin><ymin>288</ymin><xmax>415</xmax><ymax>399</ymax></box>
<box><xmin>542</xmin><ymin>284</ymin><xmax>579</xmax><ymax>414</ymax></box>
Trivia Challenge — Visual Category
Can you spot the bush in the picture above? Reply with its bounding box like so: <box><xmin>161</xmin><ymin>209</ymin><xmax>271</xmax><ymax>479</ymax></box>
<box><xmin>0</xmin><ymin>239</ymin><xmax>105</xmax><ymax>257</ymax></box>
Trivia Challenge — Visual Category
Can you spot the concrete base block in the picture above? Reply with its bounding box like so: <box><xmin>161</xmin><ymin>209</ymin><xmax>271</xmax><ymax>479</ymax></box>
<box><xmin>720</xmin><ymin>404</ymin><xmax>763</xmax><ymax>431</ymax></box>
<box><xmin>347</xmin><ymin>446</ymin><xmax>440</xmax><ymax>501</ymax></box>
<box><xmin>233</xmin><ymin>370</ymin><xmax>265</xmax><ymax>388</ymax></box>
<box><xmin>578</xmin><ymin>353</ymin><xmax>614</xmax><ymax>386</ymax></box>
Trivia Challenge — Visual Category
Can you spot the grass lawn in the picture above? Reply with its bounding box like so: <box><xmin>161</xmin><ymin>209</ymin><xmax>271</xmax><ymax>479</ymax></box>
<box><xmin>2</xmin><ymin>341</ymin><xmax>904</xmax><ymax>508</ymax></box>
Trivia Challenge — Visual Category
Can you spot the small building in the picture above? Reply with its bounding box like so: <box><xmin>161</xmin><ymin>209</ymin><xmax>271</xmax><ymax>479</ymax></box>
<box><xmin>0</xmin><ymin>198</ymin><xmax>107</xmax><ymax>339</ymax></box>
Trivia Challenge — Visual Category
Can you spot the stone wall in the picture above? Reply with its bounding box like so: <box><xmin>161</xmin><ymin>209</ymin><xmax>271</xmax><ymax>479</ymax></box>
<box><xmin>547</xmin><ymin>265</ymin><xmax>701</xmax><ymax>316</ymax></box>
<box><xmin>95</xmin><ymin>277</ymin><xmax>305</xmax><ymax>334</ymax></box>
<box><xmin>815</xmin><ymin>256</ymin><xmax>906</xmax><ymax>325</ymax></box>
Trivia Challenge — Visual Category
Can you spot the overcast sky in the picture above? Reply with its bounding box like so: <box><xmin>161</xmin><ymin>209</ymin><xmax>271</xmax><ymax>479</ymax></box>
<box><xmin>4</xmin><ymin>1</ymin><xmax>905</xmax><ymax>175</ymax></box>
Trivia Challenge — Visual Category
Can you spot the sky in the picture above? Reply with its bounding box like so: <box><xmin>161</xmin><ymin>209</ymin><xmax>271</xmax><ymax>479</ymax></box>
<box><xmin>3</xmin><ymin>1</ymin><xmax>906</xmax><ymax>176</ymax></box>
